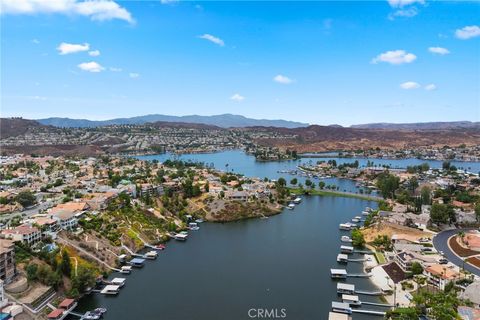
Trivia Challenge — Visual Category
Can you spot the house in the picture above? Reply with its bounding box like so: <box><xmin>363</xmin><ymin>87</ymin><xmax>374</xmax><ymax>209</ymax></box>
<box><xmin>1</xmin><ymin>225</ymin><xmax>41</xmax><ymax>246</ymax></box>
<box><xmin>32</xmin><ymin>217</ymin><xmax>60</xmax><ymax>235</ymax></box>
<box><xmin>50</xmin><ymin>201</ymin><xmax>89</xmax><ymax>215</ymax></box>
<box><xmin>85</xmin><ymin>192</ymin><xmax>117</xmax><ymax>210</ymax></box>
<box><xmin>53</xmin><ymin>210</ymin><xmax>78</xmax><ymax>230</ymax></box>
<box><xmin>461</xmin><ymin>281</ymin><xmax>480</xmax><ymax>307</ymax></box>
<box><xmin>424</xmin><ymin>264</ymin><xmax>460</xmax><ymax>290</ymax></box>
<box><xmin>139</xmin><ymin>184</ymin><xmax>163</xmax><ymax>197</ymax></box>
<box><xmin>227</xmin><ymin>190</ymin><xmax>248</xmax><ymax>202</ymax></box>
<box><xmin>0</xmin><ymin>240</ymin><xmax>16</xmax><ymax>284</ymax></box>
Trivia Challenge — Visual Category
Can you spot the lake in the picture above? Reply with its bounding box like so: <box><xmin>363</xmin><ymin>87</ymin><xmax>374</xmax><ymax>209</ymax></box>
<box><xmin>72</xmin><ymin>151</ymin><xmax>480</xmax><ymax>319</ymax></box>
<box><xmin>73</xmin><ymin>196</ymin><xmax>379</xmax><ymax>320</ymax></box>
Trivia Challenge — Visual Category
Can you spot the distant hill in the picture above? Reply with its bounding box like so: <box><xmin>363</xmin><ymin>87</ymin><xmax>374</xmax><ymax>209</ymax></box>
<box><xmin>351</xmin><ymin>121</ymin><xmax>480</xmax><ymax>130</ymax></box>
<box><xmin>37</xmin><ymin>114</ymin><xmax>309</xmax><ymax>129</ymax></box>
<box><xmin>0</xmin><ymin>118</ymin><xmax>49</xmax><ymax>138</ymax></box>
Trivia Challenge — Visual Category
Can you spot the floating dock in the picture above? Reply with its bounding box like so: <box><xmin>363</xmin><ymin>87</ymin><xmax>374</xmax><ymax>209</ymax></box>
<box><xmin>351</xmin><ymin>309</ymin><xmax>386</xmax><ymax>316</ymax></box>
<box><xmin>331</xmin><ymin>269</ymin><xmax>348</xmax><ymax>279</ymax></box>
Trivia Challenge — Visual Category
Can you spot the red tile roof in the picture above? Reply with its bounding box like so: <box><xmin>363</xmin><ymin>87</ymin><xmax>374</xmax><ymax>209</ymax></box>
<box><xmin>47</xmin><ymin>309</ymin><xmax>64</xmax><ymax>319</ymax></box>
<box><xmin>59</xmin><ymin>298</ymin><xmax>75</xmax><ymax>309</ymax></box>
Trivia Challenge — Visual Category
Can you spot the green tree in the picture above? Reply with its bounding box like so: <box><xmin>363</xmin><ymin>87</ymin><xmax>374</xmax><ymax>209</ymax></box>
<box><xmin>15</xmin><ymin>190</ymin><xmax>36</xmax><ymax>207</ymax></box>
<box><xmin>277</xmin><ymin>177</ymin><xmax>286</xmax><ymax>187</ymax></box>
<box><xmin>430</xmin><ymin>203</ymin><xmax>456</xmax><ymax>225</ymax></box>
<box><xmin>421</xmin><ymin>187</ymin><xmax>431</xmax><ymax>205</ymax></box>
<box><xmin>290</xmin><ymin>178</ymin><xmax>298</xmax><ymax>186</ymax></box>
<box><xmin>410</xmin><ymin>262</ymin><xmax>423</xmax><ymax>275</ymax></box>
<box><xmin>60</xmin><ymin>250</ymin><xmax>72</xmax><ymax>276</ymax></box>
<box><xmin>351</xmin><ymin>229</ymin><xmax>365</xmax><ymax>247</ymax></box>
<box><xmin>376</xmin><ymin>173</ymin><xmax>400</xmax><ymax>199</ymax></box>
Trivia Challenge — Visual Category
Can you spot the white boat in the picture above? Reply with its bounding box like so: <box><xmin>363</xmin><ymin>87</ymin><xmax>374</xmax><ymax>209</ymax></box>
<box><xmin>337</xmin><ymin>254</ymin><xmax>348</xmax><ymax>263</ymax></box>
<box><xmin>174</xmin><ymin>233</ymin><xmax>188</xmax><ymax>241</ymax></box>
<box><xmin>195</xmin><ymin>219</ymin><xmax>204</xmax><ymax>223</ymax></box>
<box><xmin>354</xmin><ymin>216</ymin><xmax>362</xmax><ymax>220</ymax></box>
<box><xmin>337</xmin><ymin>283</ymin><xmax>355</xmax><ymax>294</ymax></box>
<box><xmin>341</xmin><ymin>236</ymin><xmax>352</xmax><ymax>243</ymax></box>
<box><xmin>100</xmin><ymin>285</ymin><xmax>120</xmax><ymax>295</ymax></box>
<box><xmin>110</xmin><ymin>278</ymin><xmax>126</xmax><ymax>287</ymax></box>
<box><xmin>340</xmin><ymin>245</ymin><xmax>354</xmax><ymax>253</ymax></box>
<box><xmin>330</xmin><ymin>269</ymin><xmax>348</xmax><ymax>279</ymax></box>
<box><xmin>145</xmin><ymin>250</ymin><xmax>158</xmax><ymax>259</ymax></box>
<box><xmin>189</xmin><ymin>222</ymin><xmax>200</xmax><ymax>231</ymax></box>
<box><xmin>120</xmin><ymin>266</ymin><xmax>132</xmax><ymax>274</ymax></box>
<box><xmin>331</xmin><ymin>302</ymin><xmax>352</xmax><ymax>315</ymax></box>
<box><xmin>287</xmin><ymin>203</ymin><xmax>295</xmax><ymax>210</ymax></box>
<box><xmin>339</xmin><ymin>223</ymin><xmax>351</xmax><ymax>231</ymax></box>
<box><xmin>361</xmin><ymin>211</ymin><xmax>369</xmax><ymax>216</ymax></box>
<box><xmin>351</xmin><ymin>218</ymin><xmax>360</xmax><ymax>223</ymax></box>
<box><xmin>342</xmin><ymin>294</ymin><xmax>361</xmax><ymax>307</ymax></box>
<box><xmin>293</xmin><ymin>197</ymin><xmax>302</xmax><ymax>204</ymax></box>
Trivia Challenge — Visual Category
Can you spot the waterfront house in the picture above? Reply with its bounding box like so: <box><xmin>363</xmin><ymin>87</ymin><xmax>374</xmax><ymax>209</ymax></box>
<box><xmin>424</xmin><ymin>264</ymin><xmax>460</xmax><ymax>290</ymax></box>
<box><xmin>1</xmin><ymin>225</ymin><xmax>41</xmax><ymax>246</ymax></box>
<box><xmin>227</xmin><ymin>190</ymin><xmax>248</xmax><ymax>202</ymax></box>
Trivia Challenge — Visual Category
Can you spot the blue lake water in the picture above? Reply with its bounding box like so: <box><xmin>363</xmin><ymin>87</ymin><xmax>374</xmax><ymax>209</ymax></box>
<box><xmin>71</xmin><ymin>150</ymin><xmax>480</xmax><ymax>319</ymax></box>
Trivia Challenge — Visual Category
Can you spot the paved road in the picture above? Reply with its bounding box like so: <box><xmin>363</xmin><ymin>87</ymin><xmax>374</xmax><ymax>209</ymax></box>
<box><xmin>432</xmin><ymin>228</ymin><xmax>480</xmax><ymax>277</ymax></box>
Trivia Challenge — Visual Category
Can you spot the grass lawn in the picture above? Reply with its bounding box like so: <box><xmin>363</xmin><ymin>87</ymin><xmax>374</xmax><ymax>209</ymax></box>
<box><xmin>374</xmin><ymin>251</ymin><xmax>387</xmax><ymax>264</ymax></box>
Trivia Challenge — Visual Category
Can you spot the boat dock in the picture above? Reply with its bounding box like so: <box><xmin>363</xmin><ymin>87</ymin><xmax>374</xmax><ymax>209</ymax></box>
<box><xmin>354</xmin><ymin>290</ymin><xmax>384</xmax><ymax>296</ymax></box>
<box><xmin>362</xmin><ymin>301</ymin><xmax>393</xmax><ymax>307</ymax></box>
<box><xmin>347</xmin><ymin>273</ymin><xmax>371</xmax><ymax>278</ymax></box>
<box><xmin>353</xmin><ymin>249</ymin><xmax>373</xmax><ymax>254</ymax></box>
<box><xmin>351</xmin><ymin>309</ymin><xmax>386</xmax><ymax>316</ymax></box>
<box><xmin>347</xmin><ymin>258</ymin><xmax>367</xmax><ymax>262</ymax></box>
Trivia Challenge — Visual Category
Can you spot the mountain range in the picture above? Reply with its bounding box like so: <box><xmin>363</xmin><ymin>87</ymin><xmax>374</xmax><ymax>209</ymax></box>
<box><xmin>36</xmin><ymin>114</ymin><xmax>479</xmax><ymax>130</ymax></box>
<box><xmin>37</xmin><ymin>114</ymin><xmax>309</xmax><ymax>129</ymax></box>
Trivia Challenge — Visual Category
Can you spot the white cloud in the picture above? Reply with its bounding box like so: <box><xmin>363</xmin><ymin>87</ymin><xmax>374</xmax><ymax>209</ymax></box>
<box><xmin>129</xmin><ymin>72</ymin><xmax>140</xmax><ymax>78</ymax></box>
<box><xmin>160</xmin><ymin>0</ymin><xmax>178</xmax><ymax>4</ymax></box>
<box><xmin>371</xmin><ymin>50</ymin><xmax>417</xmax><ymax>65</ymax></box>
<box><xmin>273</xmin><ymin>74</ymin><xmax>294</xmax><ymax>84</ymax></box>
<box><xmin>88</xmin><ymin>50</ymin><xmax>100</xmax><ymax>56</ymax></box>
<box><xmin>57</xmin><ymin>42</ymin><xmax>90</xmax><ymax>55</ymax></box>
<box><xmin>78</xmin><ymin>61</ymin><xmax>105</xmax><ymax>72</ymax></box>
<box><xmin>109</xmin><ymin>67</ymin><xmax>122</xmax><ymax>72</ymax></box>
<box><xmin>455</xmin><ymin>25</ymin><xmax>480</xmax><ymax>40</ymax></box>
<box><xmin>230</xmin><ymin>93</ymin><xmax>245</xmax><ymax>102</ymax></box>
<box><xmin>424</xmin><ymin>84</ymin><xmax>437</xmax><ymax>91</ymax></box>
<box><xmin>0</xmin><ymin>0</ymin><xmax>134</xmax><ymax>24</ymax></box>
<box><xmin>400</xmin><ymin>81</ymin><xmax>420</xmax><ymax>89</ymax></box>
<box><xmin>387</xmin><ymin>0</ymin><xmax>424</xmax><ymax>8</ymax></box>
<box><xmin>428</xmin><ymin>47</ymin><xmax>450</xmax><ymax>55</ymax></box>
<box><xmin>31</xmin><ymin>38</ymin><xmax>40</xmax><ymax>44</ymax></box>
<box><xmin>198</xmin><ymin>34</ymin><xmax>225</xmax><ymax>46</ymax></box>
<box><xmin>388</xmin><ymin>7</ymin><xmax>418</xmax><ymax>19</ymax></box>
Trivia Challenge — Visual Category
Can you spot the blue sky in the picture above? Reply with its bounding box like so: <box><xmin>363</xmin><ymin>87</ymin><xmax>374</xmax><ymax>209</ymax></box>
<box><xmin>1</xmin><ymin>0</ymin><xmax>479</xmax><ymax>125</ymax></box>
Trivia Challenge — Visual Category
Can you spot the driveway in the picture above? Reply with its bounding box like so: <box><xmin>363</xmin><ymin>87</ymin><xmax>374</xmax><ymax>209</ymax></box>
<box><xmin>432</xmin><ymin>229</ymin><xmax>480</xmax><ymax>277</ymax></box>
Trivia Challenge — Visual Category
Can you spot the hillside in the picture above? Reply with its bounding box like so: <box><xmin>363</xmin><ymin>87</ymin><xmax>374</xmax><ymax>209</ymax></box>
<box><xmin>351</xmin><ymin>121</ymin><xmax>480</xmax><ymax>130</ymax></box>
<box><xmin>249</xmin><ymin>125</ymin><xmax>480</xmax><ymax>152</ymax></box>
<box><xmin>0</xmin><ymin>118</ymin><xmax>50</xmax><ymax>138</ymax></box>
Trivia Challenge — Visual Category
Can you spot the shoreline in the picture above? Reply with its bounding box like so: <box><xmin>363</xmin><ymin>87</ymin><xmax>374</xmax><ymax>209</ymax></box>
<box><xmin>288</xmin><ymin>187</ymin><xmax>382</xmax><ymax>202</ymax></box>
